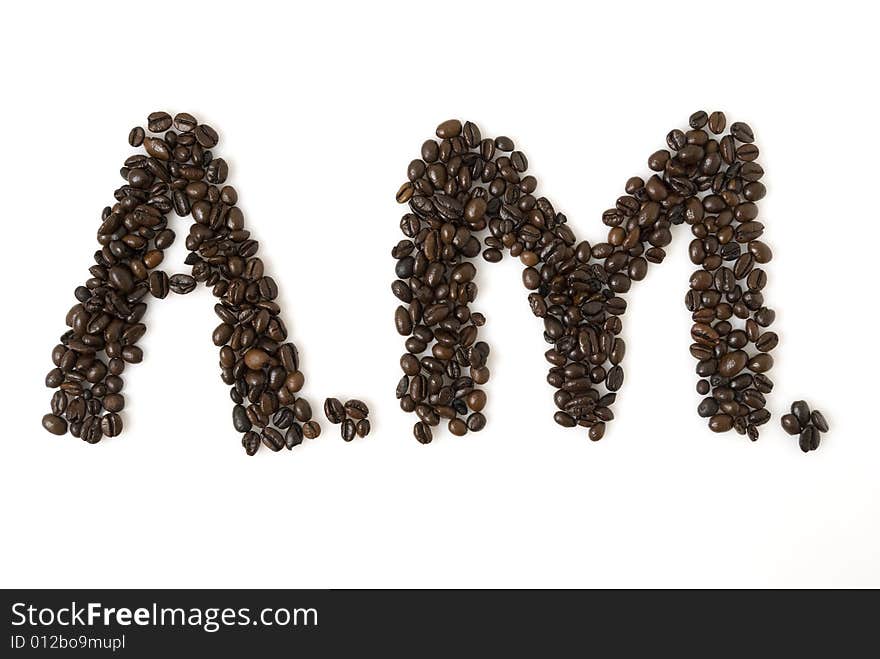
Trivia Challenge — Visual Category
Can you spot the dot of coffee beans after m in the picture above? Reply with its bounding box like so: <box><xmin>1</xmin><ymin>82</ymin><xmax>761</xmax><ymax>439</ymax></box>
<box><xmin>41</xmin><ymin>110</ymin><xmax>827</xmax><ymax>455</ymax></box>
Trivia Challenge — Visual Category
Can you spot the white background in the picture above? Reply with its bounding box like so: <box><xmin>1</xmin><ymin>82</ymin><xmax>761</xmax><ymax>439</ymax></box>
<box><xmin>1</xmin><ymin>0</ymin><xmax>877</xmax><ymax>588</ymax></box>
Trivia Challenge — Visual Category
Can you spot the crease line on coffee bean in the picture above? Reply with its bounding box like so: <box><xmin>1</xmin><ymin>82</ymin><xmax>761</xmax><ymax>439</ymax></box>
<box><xmin>393</xmin><ymin>113</ymin><xmax>828</xmax><ymax>452</ymax></box>
<box><xmin>41</xmin><ymin>111</ymin><xmax>333</xmax><ymax>455</ymax></box>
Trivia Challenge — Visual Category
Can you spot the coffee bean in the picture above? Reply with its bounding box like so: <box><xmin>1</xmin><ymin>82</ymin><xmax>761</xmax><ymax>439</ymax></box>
<box><xmin>708</xmin><ymin>414</ymin><xmax>734</xmax><ymax>433</ymax></box>
<box><xmin>799</xmin><ymin>425</ymin><xmax>820</xmax><ymax>453</ymax></box>
<box><xmin>791</xmin><ymin>400</ymin><xmax>811</xmax><ymax>428</ymax></box>
<box><xmin>341</xmin><ymin>418</ymin><xmax>356</xmax><ymax>441</ymax></box>
<box><xmin>355</xmin><ymin>419</ymin><xmax>371</xmax><ymax>438</ymax></box>
<box><xmin>605</xmin><ymin>365</ymin><xmax>624</xmax><ymax>391</ymax></box>
<box><xmin>261</xmin><ymin>427</ymin><xmax>284</xmax><ymax>452</ymax></box>
<box><xmin>242</xmin><ymin>431</ymin><xmax>260</xmax><ymax>456</ymax></box>
<box><xmin>293</xmin><ymin>398</ymin><xmax>312</xmax><ymax>422</ymax></box>
<box><xmin>194</xmin><ymin>124</ymin><xmax>219</xmax><ymax>148</ymax></box>
<box><xmin>747</xmin><ymin>354</ymin><xmax>773</xmax><ymax>374</ymax></box>
<box><xmin>103</xmin><ymin>393</ymin><xmax>125</xmax><ymax>413</ymax></box>
<box><xmin>42</xmin><ymin>112</ymin><xmax>321</xmax><ymax>455</ymax></box>
<box><xmin>554</xmin><ymin>411</ymin><xmax>576</xmax><ymax>427</ymax></box>
<box><xmin>324</xmin><ymin>398</ymin><xmax>345</xmax><ymax>424</ymax></box>
<box><xmin>393</xmin><ymin>115</ymin><xmax>821</xmax><ymax>444</ymax></box>
<box><xmin>143</xmin><ymin>137</ymin><xmax>171</xmax><ymax>160</ymax></box>
<box><xmin>42</xmin><ymin>413</ymin><xmax>68</xmax><ymax>435</ymax></box>
<box><xmin>173</xmin><ymin>112</ymin><xmax>197</xmax><ymax>133</ymax></box>
<box><xmin>755</xmin><ymin>332</ymin><xmax>778</xmax><ymax>352</ymax></box>
<box><xmin>302</xmin><ymin>421</ymin><xmax>321</xmax><ymax>439</ymax></box>
<box><xmin>232</xmin><ymin>404</ymin><xmax>251</xmax><ymax>432</ymax></box>
<box><xmin>128</xmin><ymin>126</ymin><xmax>145</xmax><ymax>147</ymax></box>
<box><xmin>286</xmin><ymin>371</ymin><xmax>305</xmax><ymax>393</ymax></box>
<box><xmin>47</xmin><ymin>111</ymin><xmax>826</xmax><ymax>455</ymax></box>
<box><xmin>285</xmin><ymin>423</ymin><xmax>304</xmax><ymax>448</ymax></box>
<box><xmin>708</xmin><ymin>111</ymin><xmax>726</xmax><ymax>134</ymax></box>
<box><xmin>494</xmin><ymin>136</ymin><xmax>515</xmax><ymax>152</ymax></box>
<box><xmin>436</xmin><ymin>119</ymin><xmax>462</xmax><ymax>139</ymax></box>
<box><xmin>148</xmin><ymin>270</ymin><xmax>169</xmax><ymax>299</ymax></box>
<box><xmin>448</xmin><ymin>418</ymin><xmax>467</xmax><ymax>436</ymax></box>
<box><xmin>718</xmin><ymin>350</ymin><xmax>748</xmax><ymax>377</ymax></box>
<box><xmin>414</xmin><ymin>421</ymin><xmax>432</xmax><ymax>444</ymax></box>
<box><xmin>395</xmin><ymin>306</ymin><xmax>412</xmax><ymax>335</ymax></box>
<box><xmin>781</xmin><ymin>413</ymin><xmax>801</xmax><ymax>435</ymax></box>
<box><xmin>343</xmin><ymin>399</ymin><xmax>369</xmax><ymax>420</ymax></box>
<box><xmin>101</xmin><ymin>413</ymin><xmax>123</xmax><ymax>437</ymax></box>
<box><xmin>147</xmin><ymin>111</ymin><xmax>172</xmax><ymax>133</ymax></box>
<box><xmin>689</xmin><ymin>110</ymin><xmax>708</xmax><ymax>129</ymax></box>
<box><xmin>810</xmin><ymin>410</ymin><xmax>829</xmax><ymax>433</ymax></box>
<box><xmin>730</xmin><ymin>122</ymin><xmax>755</xmax><ymax>143</ymax></box>
<box><xmin>698</xmin><ymin>397</ymin><xmax>719</xmax><ymax>417</ymax></box>
<box><xmin>466</xmin><ymin>412</ymin><xmax>486</xmax><ymax>432</ymax></box>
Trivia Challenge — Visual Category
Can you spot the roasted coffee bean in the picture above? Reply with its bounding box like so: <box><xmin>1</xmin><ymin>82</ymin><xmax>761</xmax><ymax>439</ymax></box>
<box><xmin>708</xmin><ymin>414</ymin><xmax>734</xmax><ymax>433</ymax></box>
<box><xmin>781</xmin><ymin>413</ymin><xmax>801</xmax><ymax>435</ymax></box>
<box><xmin>100</xmin><ymin>413</ymin><xmax>123</xmax><ymax>437</ymax></box>
<box><xmin>293</xmin><ymin>398</ymin><xmax>312</xmax><ymax>423</ymax></box>
<box><xmin>718</xmin><ymin>350</ymin><xmax>748</xmax><ymax>377</ymax></box>
<box><xmin>261</xmin><ymin>427</ymin><xmax>284</xmax><ymax>452</ymax></box>
<box><xmin>393</xmin><ymin>114</ymin><xmax>815</xmax><ymax>444</ymax></box>
<box><xmin>103</xmin><ymin>393</ymin><xmax>125</xmax><ymax>413</ymax></box>
<box><xmin>355</xmin><ymin>419</ymin><xmax>371</xmax><ymax>438</ymax></box>
<box><xmin>448</xmin><ymin>418</ymin><xmax>467</xmax><ymax>436</ymax></box>
<box><xmin>232</xmin><ymin>404</ymin><xmax>251</xmax><ymax>433</ymax></box>
<box><xmin>698</xmin><ymin>397</ymin><xmax>719</xmax><ymax>417</ymax></box>
<box><xmin>414</xmin><ymin>421</ymin><xmax>432</xmax><ymax>444</ymax></box>
<box><xmin>747</xmin><ymin>354</ymin><xmax>773</xmax><ymax>373</ymax></box>
<box><xmin>273</xmin><ymin>407</ymin><xmax>294</xmax><ymax>429</ymax></box>
<box><xmin>42</xmin><ymin>413</ymin><xmax>68</xmax><ymax>435</ymax></box>
<box><xmin>147</xmin><ymin>111</ymin><xmax>173</xmax><ymax>133</ymax></box>
<box><xmin>554</xmin><ymin>411</ymin><xmax>576</xmax><ymax>427</ymax></box>
<box><xmin>466</xmin><ymin>412</ymin><xmax>486</xmax><ymax>432</ymax></box>
<box><xmin>194</xmin><ymin>124</ymin><xmax>219</xmax><ymax>148</ymax></box>
<box><xmin>730</xmin><ymin>122</ymin><xmax>755</xmax><ymax>143</ymax></box>
<box><xmin>168</xmin><ymin>274</ymin><xmax>196</xmax><ymax>294</ymax></box>
<box><xmin>302</xmin><ymin>420</ymin><xmax>321</xmax><ymax>439</ymax></box>
<box><xmin>689</xmin><ymin>110</ymin><xmax>708</xmax><ymax>129</ymax></box>
<box><xmin>128</xmin><ymin>126</ymin><xmax>145</xmax><ymax>147</ymax></box>
<box><xmin>324</xmin><ymin>398</ymin><xmax>345</xmax><ymax>424</ymax></box>
<box><xmin>242</xmin><ymin>431</ymin><xmax>260</xmax><ymax>456</ymax></box>
<box><xmin>343</xmin><ymin>399</ymin><xmax>369</xmax><ymax>420</ymax></box>
<box><xmin>799</xmin><ymin>425</ymin><xmax>820</xmax><ymax>453</ymax></box>
<box><xmin>284</xmin><ymin>423</ymin><xmax>304</xmax><ymax>449</ymax></box>
<box><xmin>44</xmin><ymin>112</ymin><xmax>318</xmax><ymax>455</ymax></box>
<box><xmin>811</xmin><ymin>410</ymin><xmax>829</xmax><ymax>433</ymax></box>
<box><xmin>791</xmin><ymin>400</ymin><xmax>811</xmax><ymax>428</ymax></box>
<box><xmin>708</xmin><ymin>111</ymin><xmax>726</xmax><ymax>134</ymax></box>
<box><xmin>341</xmin><ymin>418</ymin><xmax>356</xmax><ymax>441</ymax></box>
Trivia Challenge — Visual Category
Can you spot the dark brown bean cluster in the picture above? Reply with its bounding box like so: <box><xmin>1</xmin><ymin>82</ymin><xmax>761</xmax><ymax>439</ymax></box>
<box><xmin>323</xmin><ymin>398</ymin><xmax>371</xmax><ymax>440</ymax></box>
<box><xmin>781</xmin><ymin>401</ymin><xmax>828</xmax><ymax>452</ymax></box>
<box><xmin>393</xmin><ymin>113</ymin><xmax>792</xmax><ymax>445</ymax></box>
<box><xmin>42</xmin><ymin>111</ymin><xmax>318</xmax><ymax>455</ymax></box>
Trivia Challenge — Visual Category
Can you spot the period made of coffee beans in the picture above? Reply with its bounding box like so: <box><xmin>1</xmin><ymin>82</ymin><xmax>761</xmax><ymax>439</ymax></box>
<box><xmin>780</xmin><ymin>400</ymin><xmax>829</xmax><ymax>453</ymax></box>
<box><xmin>393</xmin><ymin>113</ymin><xmax>825</xmax><ymax>450</ymax></box>
<box><xmin>42</xmin><ymin>111</ymin><xmax>318</xmax><ymax>455</ymax></box>
<box><xmin>322</xmin><ymin>397</ymin><xmax>371</xmax><ymax>440</ymax></box>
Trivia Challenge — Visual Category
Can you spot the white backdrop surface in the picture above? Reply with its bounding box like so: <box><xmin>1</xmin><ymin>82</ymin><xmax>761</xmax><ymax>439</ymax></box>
<box><xmin>1</xmin><ymin>0</ymin><xmax>877</xmax><ymax>588</ymax></box>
